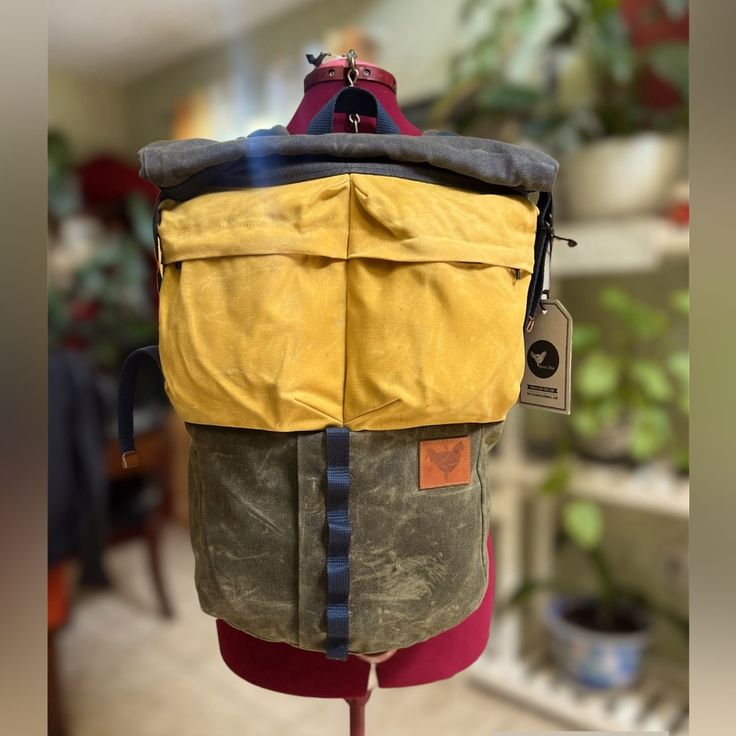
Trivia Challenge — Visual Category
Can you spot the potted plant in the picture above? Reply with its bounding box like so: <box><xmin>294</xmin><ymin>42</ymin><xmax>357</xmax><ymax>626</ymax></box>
<box><xmin>571</xmin><ymin>286</ymin><xmax>689</xmax><ymax>470</ymax></box>
<box><xmin>509</xmin><ymin>491</ymin><xmax>688</xmax><ymax>689</ymax></box>
<box><xmin>48</xmin><ymin>131</ymin><xmax>159</xmax><ymax>378</ymax></box>
<box><xmin>435</xmin><ymin>0</ymin><xmax>688</xmax><ymax>218</ymax></box>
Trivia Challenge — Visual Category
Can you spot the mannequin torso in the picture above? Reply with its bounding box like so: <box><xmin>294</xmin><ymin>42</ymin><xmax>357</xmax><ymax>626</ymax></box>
<box><xmin>218</xmin><ymin>54</ymin><xmax>493</xmax><ymax>698</ymax></box>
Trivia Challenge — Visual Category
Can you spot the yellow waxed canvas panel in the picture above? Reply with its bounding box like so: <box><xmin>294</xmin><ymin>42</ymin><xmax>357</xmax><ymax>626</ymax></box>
<box><xmin>157</xmin><ymin>173</ymin><xmax>538</xmax><ymax>431</ymax></box>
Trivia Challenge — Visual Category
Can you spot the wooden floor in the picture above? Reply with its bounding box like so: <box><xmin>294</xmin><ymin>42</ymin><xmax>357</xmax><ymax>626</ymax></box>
<box><xmin>58</xmin><ymin>524</ymin><xmax>562</xmax><ymax>736</ymax></box>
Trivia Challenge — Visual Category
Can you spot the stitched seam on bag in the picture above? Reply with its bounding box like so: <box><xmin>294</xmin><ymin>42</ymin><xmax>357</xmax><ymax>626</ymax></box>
<box><xmin>343</xmin><ymin>397</ymin><xmax>401</xmax><ymax>426</ymax></box>
<box><xmin>340</xmin><ymin>177</ymin><xmax>353</xmax><ymax>427</ymax></box>
<box><xmin>476</xmin><ymin>426</ymin><xmax>488</xmax><ymax>583</ymax></box>
<box><xmin>161</xmin><ymin>219</ymin><xmax>333</xmax><ymax>234</ymax></box>
<box><xmin>291</xmin><ymin>397</ymin><xmax>342</xmax><ymax>425</ymax></box>
<box><xmin>418</xmin><ymin>436</ymin><xmax>471</xmax><ymax>490</ymax></box>
<box><xmin>295</xmin><ymin>434</ymin><xmax>303</xmax><ymax>650</ymax></box>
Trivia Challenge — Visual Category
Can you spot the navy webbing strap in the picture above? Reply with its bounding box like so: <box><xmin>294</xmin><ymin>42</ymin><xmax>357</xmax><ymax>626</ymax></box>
<box><xmin>324</xmin><ymin>426</ymin><xmax>351</xmax><ymax>660</ymax></box>
<box><xmin>524</xmin><ymin>192</ymin><xmax>577</xmax><ymax>328</ymax></box>
<box><xmin>307</xmin><ymin>86</ymin><xmax>401</xmax><ymax>135</ymax></box>
<box><xmin>525</xmin><ymin>191</ymin><xmax>554</xmax><ymax>327</ymax></box>
<box><xmin>117</xmin><ymin>345</ymin><xmax>162</xmax><ymax>469</ymax></box>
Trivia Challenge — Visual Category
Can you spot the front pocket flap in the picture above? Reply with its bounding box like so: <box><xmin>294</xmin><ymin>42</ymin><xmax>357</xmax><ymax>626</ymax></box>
<box><xmin>158</xmin><ymin>175</ymin><xmax>351</xmax><ymax>263</ymax></box>
<box><xmin>159</xmin><ymin>173</ymin><xmax>537</xmax><ymax>271</ymax></box>
<box><xmin>348</xmin><ymin>174</ymin><xmax>538</xmax><ymax>271</ymax></box>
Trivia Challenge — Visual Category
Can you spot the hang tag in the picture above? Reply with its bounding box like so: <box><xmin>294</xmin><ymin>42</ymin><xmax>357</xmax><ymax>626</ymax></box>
<box><xmin>519</xmin><ymin>300</ymin><xmax>572</xmax><ymax>414</ymax></box>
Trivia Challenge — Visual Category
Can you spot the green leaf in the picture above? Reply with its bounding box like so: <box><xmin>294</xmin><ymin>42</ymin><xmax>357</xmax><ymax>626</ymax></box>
<box><xmin>591</xmin><ymin>10</ymin><xmax>635</xmax><ymax>84</ymax></box>
<box><xmin>597</xmin><ymin>397</ymin><xmax>623</xmax><ymax>425</ymax></box>
<box><xmin>630</xmin><ymin>359</ymin><xmax>674</xmax><ymax>402</ymax></box>
<box><xmin>570</xmin><ymin>405</ymin><xmax>603</xmax><ymax>437</ymax></box>
<box><xmin>599</xmin><ymin>287</ymin><xmax>668</xmax><ymax>338</ymax></box>
<box><xmin>126</xmin><ymin>192</ymin><xmax>154</xmax><ymax>248</ymax></box>
<box><xmin>478</xmin><ymin>84</ymin><xmax>542</xmax><ymax>113</ymax></box>
<box><xmin>599</xmin><ymin>286</ymin><xmax>635</xmax><ymax>318</ymax></box>
<box><xmin>563</xmin><ymin>500</ymin><xmax>604</xmax><ymax>551</ymax></box>
<box><xmin>667</xmin><ymin>350</ymin><xmax>689</xmax><ymax>383</ymax></box>
<box><xmin>634</xmin><ymin>309</ymin><xmax>668</xmax><ymax>339</ymax></box>
<box><xmin>576</xmin><ymin>351</ymin><xmax>620</xmax><ymax>399</ymax></box>
<box><xmin>590</xmin><ymin>0</ymin><xmax>621</xmax><ymax>22</ymax></box>
<box><xmin>670</xmin><ymin>289</ymin><xmax>689</xmax><ymax>316</ymax></box>
<box><xmin>667</xmin><ymin>350</ymin><xmax>689</xmax><ymax>414</ymax></box>
<box><xmin>539</xmin><ymin>458</ymin><xmax>572</xmax><ymax>495</ymax></box>
<box><xmin>506</xmin><ymin>579</ymin><xmax>557</xmax><ymax>609</ymax></box>
<box><xmin>571</xmin><ymin>399</ymin><xmax>622</xmax><ymax>438</ymax></box>
<box><xmin>672</xmin><ymin>446</ymin><xmax>689</xmax><ymax>475</ymax></box>
<box><xmin>629</xmin><ymin>406</ymin><xmax>672</xmax><ymax>460</ymax></box>
<box><xmin>646</xmin><ymin>42</ymin><xmax>689</xmax><ymax>100</ymax></box>
<box><xmin>572</xmin><ymin>323</ymin><xmax>602</xmax><ymax>353</ymax></box>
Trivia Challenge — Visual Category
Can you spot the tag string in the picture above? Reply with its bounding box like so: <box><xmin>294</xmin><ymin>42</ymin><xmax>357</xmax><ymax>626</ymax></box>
<box><xmin>527</xmin><ymin>222</ymin><xmax>577</xmax><ymax>333</ymax></box>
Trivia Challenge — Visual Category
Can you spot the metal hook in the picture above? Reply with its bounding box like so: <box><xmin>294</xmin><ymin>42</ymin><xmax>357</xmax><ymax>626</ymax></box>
<box><xmin>346</xmin><ymin>48</ymin><xmax>359</xmax><ymax>86</ymax></box>
<box><xmin>348</xmin><ymin>113</ymin><xmax>360</xmax><ymax>133</ymax></box>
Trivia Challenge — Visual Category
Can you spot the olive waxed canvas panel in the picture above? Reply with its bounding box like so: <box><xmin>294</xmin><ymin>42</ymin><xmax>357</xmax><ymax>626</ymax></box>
<box><xmin>187</xmin><ymin>420</ymin><xmax>503</xmax><ymax>654</ymax></box>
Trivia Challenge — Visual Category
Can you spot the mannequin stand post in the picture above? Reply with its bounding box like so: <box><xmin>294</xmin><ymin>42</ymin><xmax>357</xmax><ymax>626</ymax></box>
<box><xmin>345</xmin><ymin>691</ymin><xmax>371</xmax><ymax>736</ymax></box>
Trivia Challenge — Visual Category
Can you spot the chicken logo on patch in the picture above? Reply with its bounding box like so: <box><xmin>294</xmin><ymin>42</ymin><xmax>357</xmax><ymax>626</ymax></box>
<box><xmin>427</xmin><ymin>442</ymin><xmax>464</xmax><ymax>480</ymax></box>
<box><xmin>419</xmin><ymin>436</ymin><xmax>471</xmax><ymax>489</ymax></box>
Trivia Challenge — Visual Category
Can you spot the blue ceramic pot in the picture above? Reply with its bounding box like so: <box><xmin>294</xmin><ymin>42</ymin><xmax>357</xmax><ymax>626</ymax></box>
<box><xmin>545</xmin><ymin>597</ymin><xmax>650</xmax><ymax>689</ymax></box>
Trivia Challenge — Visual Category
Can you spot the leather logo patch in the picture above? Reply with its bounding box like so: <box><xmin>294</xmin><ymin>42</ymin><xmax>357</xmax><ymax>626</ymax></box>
<box><xmin>419</xmin><ymin>436</ymin><xmax>471</xmax><ymax>490</ymax></box>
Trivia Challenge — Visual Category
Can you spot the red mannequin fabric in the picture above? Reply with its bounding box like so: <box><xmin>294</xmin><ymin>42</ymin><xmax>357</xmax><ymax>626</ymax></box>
<box><xmin>217</xmin><ymin>535</ymin><xmax>494</xmax><ymax>697</ymax></box>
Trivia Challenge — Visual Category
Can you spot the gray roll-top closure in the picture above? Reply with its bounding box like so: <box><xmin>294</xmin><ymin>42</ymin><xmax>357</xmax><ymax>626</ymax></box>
<box><xmin>138</xmin><ymin>126</ymin><xmax>558</xmax><ymax>194</ymax></box>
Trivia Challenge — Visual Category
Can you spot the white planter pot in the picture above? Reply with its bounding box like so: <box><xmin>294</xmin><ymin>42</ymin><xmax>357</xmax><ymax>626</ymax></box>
<box><xmin>558</xmin><ymin>132</ymin><xmax>685</xmax><ymax>220</ymax></box>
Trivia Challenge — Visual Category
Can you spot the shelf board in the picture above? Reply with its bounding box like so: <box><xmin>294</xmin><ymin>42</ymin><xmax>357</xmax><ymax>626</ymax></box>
<box><xmin>552</xmin><ymin>217</ymin><xmax>689</xmax><ymax>277</ymax></box>
<box><xmin>469</xmin><ymin>655</ymin><xmax>689</xmax><ymax>734</ymax></box>
<box><xmin>490</xmin><ymin>457</ymin><xmax>689</xmax><ymax>518</ymax></box>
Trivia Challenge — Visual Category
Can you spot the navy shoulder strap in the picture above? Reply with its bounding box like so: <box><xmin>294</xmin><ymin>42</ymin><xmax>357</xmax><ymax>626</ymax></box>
<box><xmin>307</xmin><ymin>86</ymin><xmax>401</xmax><ymax>135</ymax></box>
<box><xmin>117</xmin><ymin>345</ymin><xmax>163</xmax><ymax>469</ymax></box>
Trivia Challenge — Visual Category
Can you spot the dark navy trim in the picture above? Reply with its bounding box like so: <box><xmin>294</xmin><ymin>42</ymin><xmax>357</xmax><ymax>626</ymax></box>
<box><xmin>117</xmin><ymin>346</ymin><xmax>162</xmax><ymax>468</ymax></box>
<box><xmin>324</xmin><ymin>426</ymin><xmax>351</xmax><ymax>660</ymax></box>
<box><xmin>525</xmin><ymin>191</ymin><xmax>554</xmax><ymax>324</ymax></box>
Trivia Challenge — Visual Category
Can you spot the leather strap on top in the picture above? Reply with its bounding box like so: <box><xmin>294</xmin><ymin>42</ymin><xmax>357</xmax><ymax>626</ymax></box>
<box><xmin>305</xmin><ymin>63</ymin><xmax>397</xmax><ymax>93</ymax></box>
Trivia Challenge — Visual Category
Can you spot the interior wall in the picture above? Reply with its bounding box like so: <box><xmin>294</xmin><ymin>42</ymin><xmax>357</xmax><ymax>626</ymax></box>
<box><xmin>123</xmin><ymin>0</ymin><xmax>466</xmax><ymax>150</ymax></box>
<box><xmin>48</xmin><ymin>66</ymin><xmax>131</xmax><ymax>161</ymax></box>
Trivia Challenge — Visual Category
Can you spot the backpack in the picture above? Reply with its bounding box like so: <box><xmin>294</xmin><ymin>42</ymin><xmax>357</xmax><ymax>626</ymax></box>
<box><xmin>118</xmin><ymin>88</ymin><xmax>558</xmax><ymax>661</ymax></box>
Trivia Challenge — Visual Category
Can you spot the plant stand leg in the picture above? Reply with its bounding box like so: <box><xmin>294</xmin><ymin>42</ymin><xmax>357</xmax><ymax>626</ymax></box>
<box><xmin>144</xmin><ymin>510</ymin><xmax>174</xmax><ymax>619</ymax></box>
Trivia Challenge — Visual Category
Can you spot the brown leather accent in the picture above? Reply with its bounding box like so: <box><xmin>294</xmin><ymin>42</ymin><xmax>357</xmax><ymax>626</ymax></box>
<box><xmin>304</xmin><ymin>63</ymin><xmax>397</xmax><ymax>92</ymax></box>
<box><xmin>121</xmin><ymin>450</ymin><xmax>140</xmax><ymax>470</ymax></box>
<box><xmin>418</xmin><ymin>436</ymin><xmax>471</xmax><ymax>490</ymax></box>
